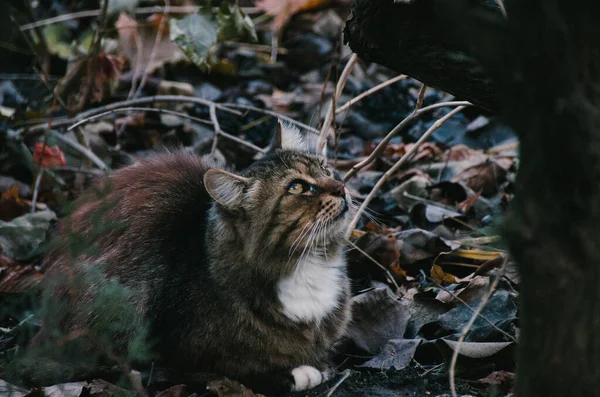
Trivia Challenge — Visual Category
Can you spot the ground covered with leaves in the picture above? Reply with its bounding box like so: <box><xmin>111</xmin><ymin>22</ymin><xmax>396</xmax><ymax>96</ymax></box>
<box><xmin>1</xmin><ymin>1</ymin><xmax>518</xmax><ymax>396</ymax></box>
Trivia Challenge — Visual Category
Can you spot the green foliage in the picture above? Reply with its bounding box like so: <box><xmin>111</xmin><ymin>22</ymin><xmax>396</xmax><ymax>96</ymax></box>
<box><xmin>169</xmin><ymin>1</ymin><xmax>257</xmax><ymax>70</ymax></box>
<box><xmin>1</xmin><ymin>178</ymin><xmax>153</xmax><ymax>389</ymax></box>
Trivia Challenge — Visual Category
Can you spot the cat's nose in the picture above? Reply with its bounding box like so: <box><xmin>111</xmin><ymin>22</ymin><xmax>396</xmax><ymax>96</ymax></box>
<box><xmin>332</xmin><ymin>182</ymin><xmax>345</xmax><ymax>197</ymax></box>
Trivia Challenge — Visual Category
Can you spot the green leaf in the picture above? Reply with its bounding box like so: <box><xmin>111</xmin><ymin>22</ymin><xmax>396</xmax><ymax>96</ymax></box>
<box><xmin>0</xmin><ymin>210</ymin><xmax>57</xmax><ymax>261</ymax></box>
<box><xmin>42</xmin><ymin>24</ymin><xmax>73</xmax><ymax>59</ymax></box>
<box><xmin>169</xmin><ymin>2</ymin><xmax>257</xmax><ymax>69</ymax></box>
<box><xmin>169</xmin><ymin>12</ymin><xmax>218</xmax><ymax>69</ymax></box>
<box><xmin>217</xmin><ymin>2</ymin><xmax>258</xmax><ymax>43</ymax></box>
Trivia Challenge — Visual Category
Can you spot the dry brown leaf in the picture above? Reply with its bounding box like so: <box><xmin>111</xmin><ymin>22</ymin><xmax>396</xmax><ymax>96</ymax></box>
<box><xmin>256</xmin><ymin>0</ymin><xmax>330</xmax><ymax>31</ymax></box>
<box><xmin>430</xmin><ymin>264</ymin><xmax>458</xmax><ymax>285</ymax></box>
<box><xmin>0</xmin><ymin>186</ymin><xmax>29</xmax><ymax>221</ymax></box>
<box><xmin>207</xmin><ymin>378</ymin><xmax>262</xmax><ymax>397</ymax></box>
<box><xmin>451</xmin><ymin>160</ymin><xmax>508</xmax><ymax>197</ymax></box>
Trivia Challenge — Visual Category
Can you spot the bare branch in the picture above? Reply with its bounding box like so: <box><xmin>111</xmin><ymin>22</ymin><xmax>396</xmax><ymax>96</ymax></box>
<box><xmin>318</xmin><ymin>53</ymin><xmax>359</xmax><ymax>155</ymax></box>
<box><xmin>335</xmin><ymin>74</ymin><xmax>407</xmax><ymax>115</ymax></box>
<box><xmin>343</xmin><ymin>101</ymin><xmax>471</xmax><ymax>182</ymax></box>
<box><xmin>346</xmin><ymin>105</ymin><xmax>467</xmax><ymax>235</ymax></box>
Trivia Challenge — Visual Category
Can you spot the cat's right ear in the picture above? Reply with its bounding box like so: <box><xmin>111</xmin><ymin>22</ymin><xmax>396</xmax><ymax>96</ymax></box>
<box><xmin>204</xmin><ymin>169</ymin><xmax>250</xmax><ymax>209</ymax></box>
<box><xmin>270</xmin><ymin>119</ymin><xmax>307</xmax><ymax>152</ymax></box>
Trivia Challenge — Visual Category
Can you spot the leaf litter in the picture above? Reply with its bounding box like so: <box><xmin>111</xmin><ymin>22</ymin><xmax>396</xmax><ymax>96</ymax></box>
<box><xmin>1</xmin><ymin>1</ymin><xmax>520</xmax><ymax>396</ymax></box>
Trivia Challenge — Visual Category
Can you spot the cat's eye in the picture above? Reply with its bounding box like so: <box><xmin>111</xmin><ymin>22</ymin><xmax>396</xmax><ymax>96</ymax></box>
<box><xmin>288</xmin><ymin>182</ymin><xmax>304</xmax><ymax>194</ymax></box>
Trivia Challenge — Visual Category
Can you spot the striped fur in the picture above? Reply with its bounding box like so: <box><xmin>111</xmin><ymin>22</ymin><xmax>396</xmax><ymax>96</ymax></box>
<box><xmin>41</xmin><ymin>124</ymin><xmax>352</xmax><ymax>394</ymax></box>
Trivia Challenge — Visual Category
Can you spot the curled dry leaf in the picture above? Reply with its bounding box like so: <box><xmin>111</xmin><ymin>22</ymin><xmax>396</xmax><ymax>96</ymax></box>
<box><xmin>430</xmin><ymin>264</ymin><xmax>458</xmax><ymax>285</ymax></box>
<box><xmin>0</xmin><ymin>185</ymin><xmax>30</xmax><ymax>221</ymax></box>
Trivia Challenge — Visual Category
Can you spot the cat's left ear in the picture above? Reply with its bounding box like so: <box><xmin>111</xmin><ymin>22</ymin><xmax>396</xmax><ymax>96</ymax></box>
<box><xmin>204</xmin><ymin>169</ymin><xmax>250</xmax><ymax>209</ymax></box>
<box><xmin>270</xmin><ymin>119</ymin><xmax>309</xmax><ymax>152</ymax></box>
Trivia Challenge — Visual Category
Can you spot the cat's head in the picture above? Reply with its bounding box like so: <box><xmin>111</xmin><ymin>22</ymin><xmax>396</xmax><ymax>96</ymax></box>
<box><xmin>204</xmin><ymin>120</ymin><xmax>352</xmax><ymax>261</ymax></box>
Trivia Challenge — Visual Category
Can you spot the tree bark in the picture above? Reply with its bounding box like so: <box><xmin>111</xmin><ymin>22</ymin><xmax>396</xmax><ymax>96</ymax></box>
<box><xmin>343</xmin><ymin>0</ymin><xmax>504</xmax><ymax>111</ymax></box>
<box><xmin>347</xmin><ymin>0</ymin><xmax>600</xmax><ymax>394</ymax></box>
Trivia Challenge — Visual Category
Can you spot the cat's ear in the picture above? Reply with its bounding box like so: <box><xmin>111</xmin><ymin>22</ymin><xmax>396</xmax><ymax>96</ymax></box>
<box><xmin>204</xmin><ymin>169</ymin><xmax>249</xmax><ymax>209</ymax></box>
<box><xmin>270</xmin><ymin>119</ymin><xmax>308</xmax><ymax>152</ymax></box>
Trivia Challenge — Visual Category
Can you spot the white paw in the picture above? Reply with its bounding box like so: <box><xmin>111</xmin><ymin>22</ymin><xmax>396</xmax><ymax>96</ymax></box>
<box><xmin>291</xmin><ymin>365</ymin><xmax>323</xmax><ymax>391</ymax></box>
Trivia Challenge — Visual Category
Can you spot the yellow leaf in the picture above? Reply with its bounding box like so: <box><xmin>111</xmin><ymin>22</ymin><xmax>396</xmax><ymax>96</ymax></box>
<box><xmin>431</xmin><ymin>264</ymin><xmax>458</xmax><ymax>285</ymax></box>
<box><xmin>452</xmin><ymin>249</ymin><xmax>502</xmax><ymax>261</ymax></box>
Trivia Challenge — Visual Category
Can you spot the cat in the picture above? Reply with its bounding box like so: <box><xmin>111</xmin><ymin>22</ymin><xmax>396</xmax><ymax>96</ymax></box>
<box><xmin>40</xmin><ymin>120</ymin><xmax>353</xmax><ymax>395</ymax></box>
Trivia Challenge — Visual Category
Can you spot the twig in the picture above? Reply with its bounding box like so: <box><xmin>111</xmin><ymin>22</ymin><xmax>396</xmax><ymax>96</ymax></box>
<box><xmin>133</xmin><ymin>0</ymin><xmax>170</xmax><ymax>98</ymax></box>
<box><xmin>30</xmin><ymin>168</ymin><xmax>45</xmax><ymax>214</ymax></box>
<box><xmin>346</xmin><ymin>106</ymin><xmax>467</xmax><ymax>235</ymax></box>
<box><xmin>429</xmin><ymin>277</ymin><xmax>516</xmax><ymax>342</ymax></box>
<box><xmin>270</xmin><ymin>30</ymin><xmax>280</xmax><ymax>63</ymax></box>
<box><xmin>67</xmin><ymin>106</ymin><xmax>211</xmax><ymax>130</ymax></box>
<box><xmin>52</xmin><ymin>132</ymin><xmax>109</xmax><ymax>170</ymax></box>
<box><xmin>346</xmin><ymin>239</ymin><xmax>400</xmax><ymax>291</ymax></box>
<box><xmin>220</xmin><ymin>103</ymin><xmax>319</xmax><ymax>134</ymax></box>
<box><xmin>449</xmin><ymin>257</ymin><xmax>506</xmax><ymax>397</ymax></box>
<box><xmin>497</xmin><ymin>0</ymin><xmax>507</xmax><ymax>18</ymax></box>
<box><xmin>67</xmin><ymin>106</ymin><xmax>265</xmax><ymax>154</ymax></box>
<box><xmin>325</xmin><ymin>369</ymin><xmax>352</xmax><ymax>397</ymax></box>
<box><xmin>224</xmin><ymin>41</ymin><xmax>287</xmax><ymax>55</ymax></box>
<box><xmin>20</xmin><ymin>6</ymin><xmax>262</xmax><ymax>31</ymax></box>
<box><xmin>343</xmin><ymin>101</ymin><xmax>472</xmax><ymax>182</ymax></box>
<box><xmin>317</xmin><ymin>53</ymin><xmax>359</xmax><ymax>156</ymax></box>
<box><xmin>335</xmin><ymin>75</ymin><xmax>407</xmax><ymax>115</ymax></box>
<box><xmin>415</xmin><ymin>83</ymin><xmax>427</xmax><ymax>110</ymax></box>
<box><xmin>76</xmin><ymin>0</ymin><xmax>110</xmax><ymax>112</ymax></box>
<box><xmin>209</xmin><ymin>105</ymin><xmax>222</xmax><ymax>155</ymax></box>
<box><xmin>23</xmin><ymin>95</ymin><xmax>241</xmax><ymax>135</ymax></box>
<box><xmin>51</xmin><ymin>166</ymin><xmax>105</xmax><ymax>176</ymax></box>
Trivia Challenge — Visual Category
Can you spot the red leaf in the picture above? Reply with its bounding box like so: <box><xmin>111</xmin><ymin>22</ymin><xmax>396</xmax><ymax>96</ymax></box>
<box><xmin>33</xmin><ymin>143</ymin><xmax>67</xmax><ymax>168</ymax></box>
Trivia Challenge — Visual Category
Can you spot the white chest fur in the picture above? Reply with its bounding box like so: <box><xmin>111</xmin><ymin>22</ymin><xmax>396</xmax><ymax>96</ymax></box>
<box><xmin>277</xmin><ymin>253</ymin><xmax>345</xmax><ymax>323</ymax></box>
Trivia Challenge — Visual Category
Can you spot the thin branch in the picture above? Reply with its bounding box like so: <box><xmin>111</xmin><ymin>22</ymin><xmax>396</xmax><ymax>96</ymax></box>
<box><xmin>133</xmin><ymin>0</ymin><xmax>170</xmax><ymax>98</ymax></box>
<box><xmin>19</xmin><ymin>6</ymin><xmax>262</xmax><ymax>31</ymax></box>
<box><xmin>496</xmin><ymin>0</ymin><xmax>507</xmax><ymax>18</ymax></box>
<box><xmin>220</xmin><ymin>103</ymin><xmax>319</xmax><ymax>134</ymax></box>
<box><xmin>209</xmin><ymin>105</ymin><xmax>222</xmax><ymax>156</ymax></box>
<box><xmin>335</xmin><ymin>75</ymin><xmax>407</xmax><ymax>115</ymax></box>
<box><xmin>51</xmin><ymin>166</ymin><xmax>105</xmax><ymax>176</ymax></box>
<box><xmin>318</xmin><ymin>53</ymin><xmax>359</xmax><ymax>155</ymax></box>
<box><xmin>346</xmin><ymin>239</ymin><xmax>400</xmax><ymax>291</ymax></box>
<box><xmin>325</xmin><ymin>369</ymin><xmax>352</xmax><ymax>397</ymax></box>
<box><xmin>415</xmin><ymin>83</ymin><xmax>427</xmax><ymax>110</ymax></box>
<box><xmin>66</xmin><ymin>106</ymin><xmax>265</xmax><ymax>154</ymax></box>
<box><xmin>429</xmin><ymin>277</ymin><xmax>516</xmax><ymax>342</ymax></box>
<box><xmin>52</xmin><ymin>133</ymin><xmax>109</xmax><ymax>170</ymax></box>
<box><xmin>23</xmin><ymin>95</ymin><xmax>241</xmax><ymax>135</ymax></box>
<box><xmin>30</xmin><ymin>168</ymin><xmax>45</xmax><ymax>214</ymax></box>
<box><xmin>343</xmin><ymin>101</ymin><xmax>472</xmax><ymax>182</ymax></box>
<box><xmin>449</xmin><ymin>258</ymin><xmax>506</xmax><ymax>397</ymax></box>
<box><xmin>346</xmin><ymin>106</ymin><xmax>467</xmax><ymax>235</ymax></box>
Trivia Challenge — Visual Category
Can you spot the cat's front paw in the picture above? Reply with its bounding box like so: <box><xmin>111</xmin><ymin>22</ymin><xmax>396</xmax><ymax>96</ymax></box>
<box><xmin>290</xmin><ymin>365</ymin><xmax>325</xmax><ymax>391</ymax></box>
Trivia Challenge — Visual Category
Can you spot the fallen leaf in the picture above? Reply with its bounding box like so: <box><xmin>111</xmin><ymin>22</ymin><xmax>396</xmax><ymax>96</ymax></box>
<box><xmin>451</xmin><ymin>159</ymin><xmax>508</xmax><ymax>197</ymax></box>
<box><xmin>478</xmin><ymin>370</ymin><xmax>515</xmax><ymax>386</ymax></box>
<box><xmin>441</xmin><ymin>339</ymin><xmax>513</xmax><ymax>359</ymax></box>
<box><xmin>256</xmin><ymin>0</ymin><xmax>329</xmax><ymax>31</ymax></box>
<box><xmin>430</xmin><ymin>264</ymin><xmax>458</xmax><ymax>285</ymax></box>
<box><xmin>0</xmin><ymin>185</ymin><xmax>30</xmax><ymax>221</ymax></box>
<box><xmin>0</xmin><ymin>379</ymin><xmax>29</xmax><ymax>397</ymax></box>
<box><xmin>358</xmin><ymin>338</ymin><xmax>421</xmax><ymax>371</ymax></box>
<box><xmin>207</xmin><ymin>378</ymin><xmax>260</xmax><ymax>397</ymax></box>
<box><xmin>0</xmin><ymin>210</ymin><xmax>56</xmax><ymax>261</ymax></box>
<box><xmin>155</xmin><ymin>384</ymin><xmax>186</xmax><ymax>397</ymax></box>
<box><xmin>33</xmin><ymin>143</ymin><xmax>67</xmax><ymax>168</ymax></box>
<box><xmin>43</xmin><ymin>382</ymin><xmax>86</xmax><ymax>397</ymax></box>
<box><xmin>346</xmin><ymin>284</ymin><xmax>411</xmax><ymax>354</ymax></box>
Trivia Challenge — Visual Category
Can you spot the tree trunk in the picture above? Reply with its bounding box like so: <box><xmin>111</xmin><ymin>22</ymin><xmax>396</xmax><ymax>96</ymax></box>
<box><xmin>343</xmin><ymin>0</ymin><xmax>503</xmax><ymax>111</ymax></box>
<box><xmin>346</xmin><ymin>0</ymin><xmax>600</xmax><ymax>394</ymax></box>
<box><xmin>496</xmin><ymin>1</ymin><xmax>600</xmax><ymax>395</ymax></box>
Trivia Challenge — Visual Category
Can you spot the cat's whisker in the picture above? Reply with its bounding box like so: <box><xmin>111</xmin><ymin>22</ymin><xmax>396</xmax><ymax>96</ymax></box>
<box><xmin>289</xmin><ymin>221</ymin><xmax>314</xmax><ymax>259</ymax></box>
<box><xmin>296</xmin><ymin>221</ymin><xmax>320</xmax><ymax>268</ymax></box>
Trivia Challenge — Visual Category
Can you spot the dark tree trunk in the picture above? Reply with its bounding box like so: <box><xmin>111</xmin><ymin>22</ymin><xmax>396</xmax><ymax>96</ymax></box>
<box><xmin>343</xmin><ymin>0</ymin><xmax>503</xmax><ymax>111</ymax></box>
<box><xmin>346</xmin><ymin>0</ymin><xmax>600</xmax><ymax>395</ymax></box>
<box><xmin>494</xmin><ymin>2</ymin><xmax>600</xmax><ymax>395</ymax></box>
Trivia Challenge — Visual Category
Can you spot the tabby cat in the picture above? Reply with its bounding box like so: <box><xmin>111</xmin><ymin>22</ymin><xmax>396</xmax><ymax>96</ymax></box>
<box><xmin>42</xmin><ymin>121</ymin><xmax>353</xmax><ymax>394</ymax></box>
